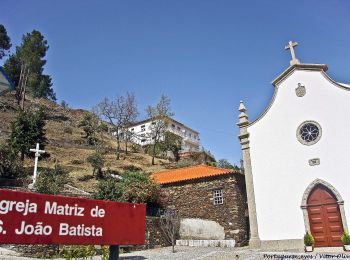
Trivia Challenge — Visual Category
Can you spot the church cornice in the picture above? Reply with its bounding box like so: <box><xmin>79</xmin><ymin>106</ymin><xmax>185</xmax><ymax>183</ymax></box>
<box><xmin>247</xmin><ymin>64</ymin><xmax>329</xmax><ymax>128</ymax></box>
<box><xmin>272</xmin><ymin>64</ymin><xmax>328</xmax><ymax>86</ymax></box>
<box><xmin>246</xmin><ymin>63</ymin><xmax>350</xmax><ymax>128</ymax></box>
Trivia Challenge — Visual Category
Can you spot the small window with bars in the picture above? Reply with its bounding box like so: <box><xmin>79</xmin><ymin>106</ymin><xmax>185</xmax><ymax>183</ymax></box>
<box><xmin>213</xmin><ymin>189</ymin><xmax>224</xmax><ymax>205</ymax></box>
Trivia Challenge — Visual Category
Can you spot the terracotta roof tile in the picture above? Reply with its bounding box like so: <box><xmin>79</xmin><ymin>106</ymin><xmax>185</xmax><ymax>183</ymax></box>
<box><xmin>152</xmin><ymin>164</ymin><xmax>241</xmax><ymax>185</ymax></box>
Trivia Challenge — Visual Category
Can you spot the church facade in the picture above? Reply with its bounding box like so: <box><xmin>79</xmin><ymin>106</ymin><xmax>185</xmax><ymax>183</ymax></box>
<box><xmin>238</xmin><ymin>42</ymin><xmax>350</xmax><ymax>249</ymax></box>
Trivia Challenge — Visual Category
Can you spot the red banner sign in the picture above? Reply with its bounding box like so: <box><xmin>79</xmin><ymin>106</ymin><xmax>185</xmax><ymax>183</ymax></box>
<box><xmin>0</xmin><ymin>189</ymin><xmax>146</xmax><ymax>245</ymax></box>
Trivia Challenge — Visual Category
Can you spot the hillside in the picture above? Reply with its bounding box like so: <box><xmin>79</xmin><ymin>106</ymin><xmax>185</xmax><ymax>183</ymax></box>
<box><xmin>0</xmin><ymin>92</ymin><xmax>171</xmax><ymax>193</ymax></box>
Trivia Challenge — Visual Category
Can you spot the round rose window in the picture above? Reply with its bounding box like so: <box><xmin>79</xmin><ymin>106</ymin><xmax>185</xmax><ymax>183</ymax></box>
<box><xmin>297</xmin><ymin>121</ymin><xmax>322</xmax><ymax>145</ymax></box>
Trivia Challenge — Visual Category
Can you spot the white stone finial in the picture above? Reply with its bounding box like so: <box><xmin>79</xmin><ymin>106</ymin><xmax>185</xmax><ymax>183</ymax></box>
<box><xmin>285</xmin><ymin>41</ymin><xmax>300</xmax><ymax>66</ymax></box>
<box><xmin>237</xmin><ymin>101</ymin><xmax>249</xmax><ymax>127</ymax></box>
<box><xmin>239</xmin><ymin>100</ymin><xmax>246</xmax><ymax>112</ymax></box>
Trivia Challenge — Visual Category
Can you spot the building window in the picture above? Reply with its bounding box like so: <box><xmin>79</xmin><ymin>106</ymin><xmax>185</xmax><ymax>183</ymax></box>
<box><xmin>297</xmin><ymin>121</ymin><xmax>322</xmax><ymax>146</ymax></box>
<box><xmin>141</xmin><ymin>125</ymin><xmax>146</xmax><ymax>132</ymax></box>
<box><xmin>213</xmin><ymin>189</ymin><xmax>224</xmax><ymax>205</ymax></box>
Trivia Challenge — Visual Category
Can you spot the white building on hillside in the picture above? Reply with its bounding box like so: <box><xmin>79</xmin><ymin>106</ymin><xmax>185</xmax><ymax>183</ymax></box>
<box><xmin>128</xmin><ymin>117</ymin><xmax>200</xmax><ymax>153</ymax></box>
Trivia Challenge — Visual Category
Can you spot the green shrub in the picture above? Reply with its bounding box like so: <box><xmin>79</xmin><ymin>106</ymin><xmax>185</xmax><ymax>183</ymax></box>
<box><xmin>8</xmin><ymin>108</ymin><xmax>47</xmax><ymax>161</ymax></box>
<box><xmin>122</xmin><ymin>165</ymin><xmax>142</xmax><ymax>172</ymax></box>
<box><xmin>342</xmin><ymin>232</ymin><xmax>350</xmax><ymax>245</ymax></box>
<box><xmin>95</xmin><ymin>171</ymin><xmax>161</xmax><ymax>204</ymax></box>
<box><xmin>63</xmin><ymin>126</ymin><xmax>73</xmax><ymax>134</ymax></box>
<box><xmin>207</xmin><ymin>161</ymin><xmax>216</xmax><ymax>167</ymax></box>
<box><xmin>61</xmin><ymin>245</ymin><xmax>96</xmax><ymax>259</ymax></box>
<box><xmin>0</xmin><ymin>144</ymin><xmax>23</xmax><ymax>178</ymax></box>
<box><xmin>60</xmin><ymin>100</ymin><xmax>69</xmax><ymax>109</ymax></box>
<box><xmin>131</xmin><ymin>143</ymin><xmax>141</xmax><ymax>153</ymax></box>
<box><xmin>87</xmin><ymin>151</ymin><xmax>104</xmax><ymax>178</ymax></box>
<box><xmin>304</xmin><ymin>232</ymin><xmax>315</xmax><ymax>246</ymax></box>
<box><xmin>119</xmin><ymin>171</ymin><xmax>161</xmax><ymax>203</ymax></box>
<box><xmin>35</xmin><ymin>165</ymin><xmax>69</xmax><ymax>194</ymax></box>
<box><xmin>101</xmin><ymin>245</ymin><xmax>109</xmax><ymax>260</ymax></box>
<box><xmin>78</xmin><ymin>114</ymin><xmax>101</xmax><ymax>145</ymax></box>
<box><xmin>94</xmin><ymin>179</ymin><xmax>122</xmax><ymax>201</ymax></box>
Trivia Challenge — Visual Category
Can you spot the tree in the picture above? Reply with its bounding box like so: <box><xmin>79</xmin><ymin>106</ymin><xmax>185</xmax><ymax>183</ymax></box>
<box><xmin>87</xmin><ymin>151</ymin><xmax>105</xmax><ymax>178</ymax></box>
<box><xmin>79</xmin><ymin>113</ymin><xmax>101</xmax><ymax>146</ymax></box>
<box><xmin>95</xmin><ymin>179</ymin><xmax>122</xmax><ymax>201</ymax></box>
<box><xmin>8</xmin><ymin>108</ymin><xmax>47</xmax><ymax>161</ymax></box>
<box><xmin>3</xmin><ymin>30</ymin><xmax>56</xmax><ymax>103</ymax></box>
<box><xmin>95</xmin><ymin>171</ymin><xmax>161</xmax><ymax>204</ymax></box>
<box><xmin>60</xmin><ymin>100</ymin><xmax>69</xmax><ymax>109</ymax></box>
<box><xmin>118</xmin><ymin>171</ymin><xmax>161</xmax><ymax>203</ymax></box>
<box><xmin>122</xmin><ymin>92</ymin><xmax>138</xmax><ymax>154</ymax></box>
<box><xmin>216</xmin><ymin>159</ymin><xmax>234</xmax><ymax>169</ymax></box>
<box><xmin>0</xmin><ymin>24</ymin><xmax>11</xmax><ymax>60</ymax></box>
<box><xmin>35</xmin><ymin>165</ymin><xmax>69</xmax><ymax>194</ymax></box>
<box><xmin>146</xmin><ymin>95</ymin><xmax>174</xmax><ymax>165</ymax></box>
<box><xmin>160</xmin><ymin>209</ymin><xmax>180</xmax><ymax>253</ymax></box>
<box><xmin>217</xmin><ymin>159</ymin><xmax>239</xmax><ymax>170</ymax></box>
<box><xmin>159</xmin><ymin>131</ymin><xmax>182</xmax><ymax>161</ymax></box>
<box><xmin>95</xmin><ymin>97</ymin><xmax>123</xmax><ymax>159</ymax></box>
<box><xmin>0</xmin><ymin>144</ymin><xmax>23</xmax><ymax>178</ymax></box>
<box><xmin>95</xmin><ymin>92</ymin><xmax>138</xmax><ymax>159</ymax></box>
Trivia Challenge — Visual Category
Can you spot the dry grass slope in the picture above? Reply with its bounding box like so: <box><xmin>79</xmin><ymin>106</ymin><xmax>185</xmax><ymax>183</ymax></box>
<box><xmin>0</xmin><ymin>92</ymin><xmax>170</xmax><ymax>193</ymax></box>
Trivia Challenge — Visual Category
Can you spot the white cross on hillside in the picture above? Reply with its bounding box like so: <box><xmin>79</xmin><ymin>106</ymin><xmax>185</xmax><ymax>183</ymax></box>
<box><xmin>29</xmin><ymin>143</ymin><xmax>45</xmax><ymax>186</ymax></box>
<box><xmin>285</xmin><ymin>40</ymin><xmax>300</xmax><ymax>65</ymax></box>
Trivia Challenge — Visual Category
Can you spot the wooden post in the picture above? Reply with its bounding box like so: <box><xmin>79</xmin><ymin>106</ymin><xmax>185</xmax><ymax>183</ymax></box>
<box><xmin>109</xmin><ymin>245</ymin><xmax>119</xmax><ymax>260</ymax></box>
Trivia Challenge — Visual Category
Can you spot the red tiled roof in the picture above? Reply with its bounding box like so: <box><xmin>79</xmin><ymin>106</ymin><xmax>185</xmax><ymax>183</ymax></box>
<box><xmin>152</xmin><ymin>164</ymin><xmax>241</xmax><ymax>185</ymax></box>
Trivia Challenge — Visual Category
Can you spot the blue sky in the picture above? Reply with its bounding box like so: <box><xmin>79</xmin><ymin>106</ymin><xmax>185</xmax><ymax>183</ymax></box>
<box><xmin>2</xmin><ymin>1</ymin><xmax>350</xmax><ymax>165</ymax></box>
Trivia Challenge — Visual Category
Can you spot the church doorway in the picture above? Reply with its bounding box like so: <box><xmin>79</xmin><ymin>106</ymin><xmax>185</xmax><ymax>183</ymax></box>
<box><xmin>307</xmin><ymin>185</ymin><xmax>344</xmax><ymax>247</ymax></box>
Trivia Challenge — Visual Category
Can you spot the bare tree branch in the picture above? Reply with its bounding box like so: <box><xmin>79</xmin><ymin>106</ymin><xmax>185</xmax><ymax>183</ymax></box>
<box><xmin>146</xmin><ymin>95</ymin><xmax>174</xmax><ymax>165</ymax></box>
<box><xmin>159</xmin><ymin>209</ymin><xmax>180</xmax><ymax>253</ymax></box>
<box><xmin>95</xmin><ymin>93</ymin><xmax>138</xmax><ymax>159</ymax></box>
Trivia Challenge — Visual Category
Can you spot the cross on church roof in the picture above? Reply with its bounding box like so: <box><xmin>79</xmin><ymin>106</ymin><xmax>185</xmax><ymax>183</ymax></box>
<box><xmin>285</xmin><ymin>41</ymin><xmax>300</xmax><ymax>66</ymax></box>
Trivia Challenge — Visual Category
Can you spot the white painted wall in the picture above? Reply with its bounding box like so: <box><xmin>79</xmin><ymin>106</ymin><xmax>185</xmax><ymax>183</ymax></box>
<box><xmin>247</xmin><ymin>68</ymin><xmax>350</xmax><ymax>240</ymax></box>
<box><xmin>179</xmin><ymin>218</ymin><xmax>225</xmax><ymax>240</ymax></box>
<box><xmin>129</xmin><ymin>119</ymin><xmax>200</xmax><ymax>152</ymax></box>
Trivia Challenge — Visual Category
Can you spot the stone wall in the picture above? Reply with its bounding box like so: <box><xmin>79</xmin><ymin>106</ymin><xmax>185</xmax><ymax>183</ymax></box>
<box><xmin>6</xmin><ymin>244</ymin><xmax>59</xmax><ymax>258</ymax></box>
<box><xmin>144</xmin><ymin>217</ymin><xmax>170</xmax><ymax>249</ymax></box>
<box><xmin>161</xmin><ymin>174</ymin><xmax>248</xmax><ymax>246</ymax></box>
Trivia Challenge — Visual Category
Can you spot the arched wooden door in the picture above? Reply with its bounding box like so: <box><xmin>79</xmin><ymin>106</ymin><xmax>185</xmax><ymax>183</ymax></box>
<box><xmin>307</xmin><ymin>185</ymin><xmax>344</xmax><ymax>247</ymax></box>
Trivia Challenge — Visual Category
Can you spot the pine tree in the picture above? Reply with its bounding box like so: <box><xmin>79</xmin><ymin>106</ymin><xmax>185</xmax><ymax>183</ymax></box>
<box><xmin>3</xmin><ymin>30</ymin><xmax>56</xmax><ymax>101</ymax></box>
<box><xmin>0</xmin><ymin>24</ymin><xmax>11</xmax><ymax>60</ymax></box>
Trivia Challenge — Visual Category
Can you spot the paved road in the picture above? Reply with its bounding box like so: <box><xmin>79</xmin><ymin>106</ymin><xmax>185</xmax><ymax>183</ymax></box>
<box><xmin>119</xmin><ymin>246</ymin><xmax>350</xmax><ymax>260</ymax></box>
<box><xmin>1</xmin><ymin>246</ymin><xmax>350</xmax><ymax>259</ymax></box>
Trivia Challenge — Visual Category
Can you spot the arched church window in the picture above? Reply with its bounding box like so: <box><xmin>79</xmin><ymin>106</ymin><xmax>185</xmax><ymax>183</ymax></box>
<box><xmin>297</xmin><ymin>121</ymin><xmax>322</xmax><ymax>146</ymax></box>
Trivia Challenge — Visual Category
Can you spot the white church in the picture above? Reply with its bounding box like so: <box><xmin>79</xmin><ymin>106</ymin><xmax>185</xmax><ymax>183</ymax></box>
<box><xmin>238</xmin><ymin>41</ymin><xmax>349</xmax><ymax>249</ymax></box>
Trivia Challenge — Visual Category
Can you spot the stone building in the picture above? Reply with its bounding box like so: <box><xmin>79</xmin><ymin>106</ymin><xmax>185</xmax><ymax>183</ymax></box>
<box><xmin>238</xmin><ymin>41</ymin><xmax>350</xmax><ymax>249</ymax></box>
<box><xmin>153</xmin><ymin>164</ymin><xmax>248</xmax><ymax>246</ymax></box>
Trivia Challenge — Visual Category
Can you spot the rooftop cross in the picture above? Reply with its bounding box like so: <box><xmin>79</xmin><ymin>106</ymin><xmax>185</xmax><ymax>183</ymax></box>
<box><xmin>29</xmin><ymin>143</ymin><xmax>45</xmax><ymax>187</ymax></box>
<box><xmin>285</xmin><ymin>41</ymin><xmax>300</xmax><ymax>66</ymax></box>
